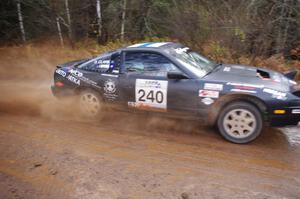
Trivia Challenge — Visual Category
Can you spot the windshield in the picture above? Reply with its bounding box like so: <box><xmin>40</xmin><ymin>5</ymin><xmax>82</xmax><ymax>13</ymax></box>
<box><xmin>168</xmin><ymin>47</ymin><xmax>216</xmax><ymax>77</ymax></box>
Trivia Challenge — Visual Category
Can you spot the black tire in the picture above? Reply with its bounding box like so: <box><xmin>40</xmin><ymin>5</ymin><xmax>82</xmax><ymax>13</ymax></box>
<box><xmin>78</xmin><ymin>89</ymin><xmax>103</xmax><ymax>118</ymax></box>
<box><xmin>217</xmin><ymin>101</ymin><xmax>263</xmax><ymax>144</ymax></box>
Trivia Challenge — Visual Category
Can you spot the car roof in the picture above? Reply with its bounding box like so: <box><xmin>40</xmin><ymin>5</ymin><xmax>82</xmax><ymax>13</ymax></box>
<box><xmin>125</xmin><ymin>42</ymin><xmax>184</xmax><ymax>50</ymax></box>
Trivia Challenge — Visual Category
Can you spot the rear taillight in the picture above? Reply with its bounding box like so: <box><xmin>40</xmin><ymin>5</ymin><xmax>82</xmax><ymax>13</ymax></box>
<box><xmin>55</xmin><ymin>81</ymin><xmax>64</xmax><ymax>87</ymax></box>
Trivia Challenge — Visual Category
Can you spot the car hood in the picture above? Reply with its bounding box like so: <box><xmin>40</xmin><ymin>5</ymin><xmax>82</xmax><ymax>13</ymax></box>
<box><xmin>204</xmin><ymin>64</ymin><xmax>293</xmax><ymax>92</ymax></box>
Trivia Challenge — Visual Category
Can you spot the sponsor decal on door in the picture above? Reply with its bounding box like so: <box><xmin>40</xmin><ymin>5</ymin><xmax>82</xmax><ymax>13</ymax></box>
<box><xmin>135</xmin><ymin>79</ymin><xmax>168</xmax><ymax>110</ymax></box>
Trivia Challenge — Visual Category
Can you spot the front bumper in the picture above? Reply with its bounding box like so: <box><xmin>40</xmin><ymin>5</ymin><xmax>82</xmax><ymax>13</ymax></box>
<box><xmin>269</xmin><ymin>107</ymin><xmax>300</xmax><ymax>127</ymax></box>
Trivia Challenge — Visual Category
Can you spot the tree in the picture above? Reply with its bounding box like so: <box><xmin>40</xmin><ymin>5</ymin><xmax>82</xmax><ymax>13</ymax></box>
<box><xmin>65</xmin><ymin>0</ymin><xmax>72</xmax><ymax>44</ymax></box>
<box><xmin>0</xmin><ymin>0</ymin><xmax>299</xmax><ymax>60</ymax></box>
<box><xmin>16</xmin><ymin>0</ymin><xmax>26</xmax><ymax>42</ymax></box>
<box><xmin>120</xmin><ymin>0</ymin><xmax>126</xmax><ymax>41</ymax></box>
<box><xmin>56</xmin><ymin>17</ymin><xmax>64</xmax><ymax>47</ymax></box>
<box><xmin>96</xmin><ymin>0</ymin><xmax>102</xmax><ymax>43</ymax></box>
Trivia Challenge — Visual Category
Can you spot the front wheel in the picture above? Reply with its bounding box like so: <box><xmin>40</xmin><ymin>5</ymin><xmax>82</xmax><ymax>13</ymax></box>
<box><xmin>217</xmin><ymin>101</ymin><xmax>263</xmax><ymax>144</ymax></box>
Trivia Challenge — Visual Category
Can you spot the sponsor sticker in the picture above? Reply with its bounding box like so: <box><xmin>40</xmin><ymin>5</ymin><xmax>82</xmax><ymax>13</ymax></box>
<box><xmin>68</xmin><ymin>69</ymin><xmax>100</xmax><ymax>88</ymax></box>
<box><xmin>204</xmin><ymin>83</ymin><xmax>223</xmax><ymax>91</ymax></box>
<box><xmin>199</xmin><ymin>90</ymin><xmax>219</xmax><ymax>98</ymax></box>
<box><xmin>223</xmin><ymin>67</ymin><xmax>231</xmax><ymax>72</ymax></box>
<box><xmin>230</xmin><ymin>89</ymin><xmax>257</xmax><ymax>94</ymax></box>
<box><xmin>80</xmin><ymin>76</ymin><xmax>100</xmax><ymax>88</ymax></box>
<box><xmin>98</xmin><ymin>60</ymin><xmax>110</xmax><ymax>64</ymax></box>
<box><xmin>101</xmin><ymin>74</ymin><xmax>118</xmax><ymax>78</ymax></box>
<box><xmin>112</xmin><ymin>69</ymin><xmax>119</xmax><ymax>74</ymax></box>
<box><xmin>227</xmin><ymin>82</ymin><xmax>264</xmax><ymax>89</ymax></box>
<box><xmin>55</xmin><ymin>69</ymin><xmax>66</xmax><ymax>77</ymax></box>
<box><xmin>292</xmin><ymin>109</ymin><xmax>300</xmax><ymax>114</ymax></box>
<box><xmin>66</xmin><ymin>75</ymin><xmax>80</xmax><ymax>85</ymax></box>
<box><xmin>128</xmin><ymin>101</ymin><xmax>136</xmax><ymax>108</ymax></box>
<box><xmin>174</xmin><ymin>47</ymin><xmax>189</xmax><ymax>54</ymax></box>
<box><xmin>232</xmin><ymin>65</ymin><xmax>256</xmax><ymax>71</ymax></box>
<box><xmin>233</xmin><ymin>85</ymin><xmax>256</xmax><ymax>90</ymax></box>
<box><xmin>201</xmin><ymin>97</ymin><xmax>214</xmax><ymax>105</ymax></box>
<box><xmin>103</xmin><ymin>79</ymin><xmax>118</xmax><ymax>100</ymax></box>
<box><xmin>104</xmin><ymin>79</ymin><xmax>116</xmax><ymax>94</ymax></box>
<box><xmin>69</xmin><ymin>69</ymin><xmax>83</xmax><ymax>77</ymax></box>
<box><xmin>231</xmin><ymin>65</ymin><xmax>245</xmax><ymax>70</ymax></box>
<box><xmin>135</xmin><ymin>79</ymin><xmax>168</xmax><ymax>110</ymax></box>
<box><xmin>263</xmin><ymin>88</ymin><xmax>287</xmax><ymax>100</ymax></box>
<box><xmin>95</xmin><ymin>60</ymin><xmax>110</xmax><ymax>69</ymax></box>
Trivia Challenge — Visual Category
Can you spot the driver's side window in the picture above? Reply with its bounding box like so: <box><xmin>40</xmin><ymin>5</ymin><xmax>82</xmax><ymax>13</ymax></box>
<box><xmin>124</xmin><ymin>52</ymin><xmax>180</xmax><ymax>76</ymax></box>
<box><xmin>80</xmin><ymin>55</ymin><xmax>111</xmax><ymax>72</ymax></box>
<box><xmin>77</xmin><ymin>52</ymin><xmax>121</xmax><ymax>74</ymax></box>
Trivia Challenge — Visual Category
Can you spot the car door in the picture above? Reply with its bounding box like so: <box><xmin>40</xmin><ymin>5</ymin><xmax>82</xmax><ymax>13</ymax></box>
<box><xmin>118</xmin><ymin>51</ymin><xmax>199</xmax><ymax>116</ymax></box>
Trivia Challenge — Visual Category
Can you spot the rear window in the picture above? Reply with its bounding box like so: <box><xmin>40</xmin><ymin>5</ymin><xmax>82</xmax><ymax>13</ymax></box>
<box><xmin>78</xmin><ymin>53</ymin><xmax>111</xmax><ymax>72</ymax></box>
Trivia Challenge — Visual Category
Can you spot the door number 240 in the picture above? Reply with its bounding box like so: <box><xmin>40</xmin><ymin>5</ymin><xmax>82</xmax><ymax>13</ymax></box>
<box><xmin>137</xmin><ymin>89</ymin><xmax>164</xmax><ymax>104</ymax></box>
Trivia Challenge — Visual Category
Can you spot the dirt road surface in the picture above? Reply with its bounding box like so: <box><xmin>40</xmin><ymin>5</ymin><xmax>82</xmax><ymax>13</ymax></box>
<box><xmin>0</xmin><ymin>77</ymin><xmax>300</xmax><ymax>198</ymax></box>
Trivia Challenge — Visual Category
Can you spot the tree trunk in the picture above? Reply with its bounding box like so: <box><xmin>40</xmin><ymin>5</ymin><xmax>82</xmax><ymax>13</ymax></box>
<box><xmin>275</xmin><ymin>0</ymin><xmax>286</xmax><ymax>54</ymax></box>
<box><xmin>120</xmin><ymin>0</ymin><xmax>127</xmax><ymax>41</ymax></box>
<box><xmin>282</xmin><ymin>2</ymin><xmax>293</xmax><ymax>53</ymax></box>
<box><xmin>17</xmin><ymin>0</ymin><xmax>26</xmax><ymax>42</ymax></box>
<box><xmin>96</xmin><ymin>0</ymin><xmax>102</xmax><ymax>43</ymax></box>
<box><xmin>56</xmin><ymin>17</ymin><xmax>64</xmax><ymax>47</ymax></box>
<box><xmin>65</xmin><ymin>0</ymin><xmax>73</xmax><ymax>45</ymax></box>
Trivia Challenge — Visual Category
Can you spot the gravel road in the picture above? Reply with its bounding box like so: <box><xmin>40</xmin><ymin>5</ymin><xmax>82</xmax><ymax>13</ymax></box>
<box><xmin>0</xmin><ymin>80</ymin><xmax>300</xmax><ymax>199</ymax></box>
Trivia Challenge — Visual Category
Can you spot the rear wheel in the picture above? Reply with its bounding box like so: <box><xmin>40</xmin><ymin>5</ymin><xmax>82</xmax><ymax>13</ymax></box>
<box><xmin>217</xmin><ymin>101</ymin><xmax>263</xmax><ymax>144</ymax></box>
<box><xmin>79</xmin><ymin>90</ymin><xmax>102</xmax><ymax>118</ymax></box>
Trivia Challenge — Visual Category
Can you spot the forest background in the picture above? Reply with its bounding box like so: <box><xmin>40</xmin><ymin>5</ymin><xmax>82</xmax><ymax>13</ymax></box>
<box><xmin>1</xmin><ymin>0</ymin><xmax>300</xmax><ymax>77</ymax></box>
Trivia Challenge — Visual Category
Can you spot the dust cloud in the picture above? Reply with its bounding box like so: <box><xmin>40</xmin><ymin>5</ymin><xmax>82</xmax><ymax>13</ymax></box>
<box><xmin>0</xmin><ymin>44</ymin><xmax>89</xmax><ymax>120</ymax></box>
<box><xmin>0</xmin><ymin>44</ymin><xmax>201</xmax><ymax>135</ymax></box>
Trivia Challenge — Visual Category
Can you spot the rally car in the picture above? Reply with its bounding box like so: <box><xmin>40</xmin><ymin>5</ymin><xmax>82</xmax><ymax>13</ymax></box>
<box><xmin>51</xmin><ymin>42</ymin><xmax>300</xmax><ymax>144</ymax></box>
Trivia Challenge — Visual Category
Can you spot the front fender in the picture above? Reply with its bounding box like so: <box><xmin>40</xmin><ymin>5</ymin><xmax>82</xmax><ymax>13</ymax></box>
<box><xmin>206</xmin><ymin>92</ymin><xmax>268</xmax><ymax>126</ymax></box>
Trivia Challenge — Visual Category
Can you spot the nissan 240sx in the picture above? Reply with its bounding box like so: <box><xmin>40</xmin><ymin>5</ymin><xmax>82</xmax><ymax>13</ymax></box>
<box><xmin>51</xmin><ymin>42</ymin><xmax>300</xmax><ymax>144</ymax></box>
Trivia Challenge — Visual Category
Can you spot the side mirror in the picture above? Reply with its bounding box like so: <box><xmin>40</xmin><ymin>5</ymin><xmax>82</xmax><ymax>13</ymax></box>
<box><xmin>167</xmin><ymin>71</ymin><xmax>188</xmax><ymax>79</ymax></box>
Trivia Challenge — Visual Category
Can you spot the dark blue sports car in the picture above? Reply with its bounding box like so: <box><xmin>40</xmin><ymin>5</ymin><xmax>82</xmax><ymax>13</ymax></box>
<box><xmin>51</xmin><ymin>42</ymin><xmax>300</xmax><ymax>143</ymax></box>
